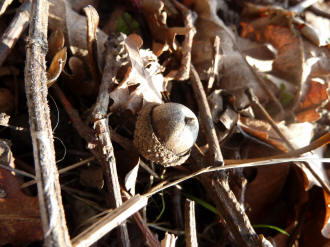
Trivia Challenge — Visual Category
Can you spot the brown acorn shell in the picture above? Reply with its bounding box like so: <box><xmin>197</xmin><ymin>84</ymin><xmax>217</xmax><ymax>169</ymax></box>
<box><xmin>133</xmin><ymin>103</ymin><xmax>191</xmax><ymax>167</ymax></box>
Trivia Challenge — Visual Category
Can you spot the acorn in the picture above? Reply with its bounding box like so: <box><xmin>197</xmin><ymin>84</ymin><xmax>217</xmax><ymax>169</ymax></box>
<box><xmin>134</xmin><ymin>102</ymin><xmax>199</xmax><ymax>166</ymax></box>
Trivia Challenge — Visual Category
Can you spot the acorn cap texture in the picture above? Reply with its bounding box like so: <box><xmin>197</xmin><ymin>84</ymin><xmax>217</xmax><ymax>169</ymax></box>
<box><xmin>134</xmin><ymin>103</ymin><xmax>195</xmax><ymax>166</ymax></box>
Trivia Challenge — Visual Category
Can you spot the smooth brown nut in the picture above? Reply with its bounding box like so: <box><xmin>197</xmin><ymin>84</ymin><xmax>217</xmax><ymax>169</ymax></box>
<box><xmin>134</xmin><ymin>102</ymin><xmax>199</xmax><ymax>166</ymax></box>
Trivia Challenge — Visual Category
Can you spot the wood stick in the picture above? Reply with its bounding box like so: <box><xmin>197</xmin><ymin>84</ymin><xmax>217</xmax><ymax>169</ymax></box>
<box><xmin>24</xmin><ymin>0</ymin><xmax>71</xmax><ymax>246</ymax></box>
<box><xmin>189</xmin><ymin>65</ymin><xmax>262</xmax><ymax>247</ymax></box>
<box><xmin>91</xmin><ymin>36</ymin><xmax>130</xmax><ymax>247</ymax></box>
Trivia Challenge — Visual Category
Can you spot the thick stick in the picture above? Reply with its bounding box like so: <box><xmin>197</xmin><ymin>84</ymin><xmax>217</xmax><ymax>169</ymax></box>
<box><xmin>24</xmin><ymin>0</ymin><xmax>71</xmax><ymax>246</ymax></box>
<box><xmin>189</xmin><ymin>65</ymin><xmax>262</xmax><ymax>247</ymax></box>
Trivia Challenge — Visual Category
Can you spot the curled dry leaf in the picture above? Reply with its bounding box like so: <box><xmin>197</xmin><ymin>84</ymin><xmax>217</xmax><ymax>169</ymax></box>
<box><xmin>48</xmin><ymin>29</ymin><xmax>65</xmax><ymax>59</ymax></box>
<box><xmin>83</xmin><ymin>5</ymin><xmax>101</xmax><ymax>81</ymax></box>
<box><xmin>140</xmin><ymin>0</ymin><xmax>187</xmax><ymax>51</ymax></box>
<box><xmin>109</xmin><ymin>34</ymin><xmax>164</xmax><ymax>114</ymax></box>
<box><xmin>47</xmin><ymin>47</ymin><xmax>67</xmax><ymax>88</ymax></box>
<box><xmin>0</xmin><ymin>140</ymin><xmax>42</xmax><ymax>246</ymax></box>
<box><xmin>240</xmin><ymin>13</ymin><xmax>305</xmax><ymax>87</ymax></box>
<box><xmin>49</xmin><ymin>0</ymin><xmax>107</xmax><ymax>66</ymax></box>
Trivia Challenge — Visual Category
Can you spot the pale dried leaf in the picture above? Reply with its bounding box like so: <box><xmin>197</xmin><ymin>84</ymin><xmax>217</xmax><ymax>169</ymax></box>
<box><xmin>124</xmin><ymin>162</ymin><xmax>139</xmax><ymax>196</ymax></box>
<box><xmin>161</xmin><ymin>232</ymin><xmax>177</xmax><ymax>247</ymax></box>
<box><xmin>109</xmin><ymin>34</ymin><xmax>164</xmax><ymax>114</ymax></box>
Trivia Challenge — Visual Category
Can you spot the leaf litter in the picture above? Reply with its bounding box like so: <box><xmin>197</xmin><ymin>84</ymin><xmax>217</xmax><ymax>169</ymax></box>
<box><xmin>0</xmin><ymin>0</ymin><xmax>329</xmax><ymax>246</ymax></box>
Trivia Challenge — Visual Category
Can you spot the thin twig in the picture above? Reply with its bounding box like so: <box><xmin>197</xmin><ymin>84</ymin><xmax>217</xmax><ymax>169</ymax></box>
<box><xmin>24</xmin><ymin>0</ymin><xmax>71</xmax><ymax>246</ymax></box>
<box><xmin>308</xmin><ymin>5</ymin><xmax>330</xmax><ymax>19</ymax></box>
<box><xmin>122</xmin><ymin>189</ymin><xmax>161</xmax><ymax>247</ymax></box>
<box><xmin>21</xmin><ymin>156</ymin><xmax>95</xmax><ymax>188</ymax></box>
<box><xmin>190</xmin><ymin>65</ymin><xmax>223</xmax><ymax>165</ymax></box>
<box><xmin>0</xmin><ymin>1</ymin><xmax>30</xmax><ymax>67</ymax></box>
<box><xmin>171</xmin><ymin>0</ymin><xmax>196</xmax><ymax>81</ymax></box>
<box><xmin>52</xmin><ymin>84</ymin><xmax>159</xmax><ymax>246</ymax></box>
<box><xmin>91</xmin><ymin>37</ymin><xmax>130</xmax><ymax>247</ymax></box>
<box><xmin>289</xmin><ymin>0</ymin><xmax>319</xmax><ymax>13</ymax></box>
<box><xmin>246</xmin><ymin>89</ymin><xmax>330</xmax><ymax>194</ymax></box>
<box><xmin>189</xmin><ymin>65</ymin><xmax>262</xmax><ymax>247</ymax></box>
<box><xmin>0</xmin><ymin>163</ymin><xmax>35</xmax><ymax>179</ymax></box>
<box><xmin>185</xmin><ymin>199</ymin><xmax>198</xmax><ymax>247</ymax></box>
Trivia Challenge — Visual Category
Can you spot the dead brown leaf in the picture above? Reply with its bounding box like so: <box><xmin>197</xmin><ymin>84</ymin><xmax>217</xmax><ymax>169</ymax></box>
<box><xmin>0</xmin><ymin>141</ymin><xmax>42</xmax><ymax>246</ymax></box>
<box><xmin>140</xmin><ymin>0</ymin><xmax>187</xmax><ymax>51</ymax></box>
<box><xmin>295</xmin><ymin>79</ymin><xmax>329</xmax><ymax>122</ymax></box>
<box><xmin>109</xmin><ymin>34</ymin><xmax>164</xmax><ymax>114</ymax></box>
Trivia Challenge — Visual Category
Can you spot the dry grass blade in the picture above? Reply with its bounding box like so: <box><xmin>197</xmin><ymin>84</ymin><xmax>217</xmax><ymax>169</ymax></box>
<box><xmin>71</xmin><ymin>195</ymin><xmax>148</xmax><ymax>247</ymax></box>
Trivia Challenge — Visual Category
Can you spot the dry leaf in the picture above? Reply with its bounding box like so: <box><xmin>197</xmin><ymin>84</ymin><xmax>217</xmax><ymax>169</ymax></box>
<box><xmin>0</xmin><ymin>140</ymin><xmax>42</xmax><ymax>246</ymax></box>
<box><xmin>161</xmin><ymin>232</ymin><xmax>177</xmax><ymax>247</ymax></box>
<box><xmin>47</xmin><ymin>47</ymin><xmax>67</xmax><ymax>87</ymax></box>
<box><xmin>83</xmin><ymin>5</ymin><xmax>101</xmax><ymax>81</ymax></box>
<box><xmin>295</xmin><ymin>79</ymin><xmax>329</xmax><ymax>122</ymax></box>
<box><xmin>48</xmin><ymin>29</ymin><xmax>65</xmax><ymax>59</ymax></box>
<box><xmin>49</xmin><ymin>0</ymin><xmax>107</xmax><ymax>66</ymax></box>
<box><xmin>322</xmin><ymin>190</ymin><xmax>330</xmax><ymax>238</ymax></box>
<box><xmin>190</xmin><ymin>0</ymin><xmax>266</xmax><ymax>108</ymax></box>
<box><xmin>0</xmin><ymin>88</ymin><xmax>14</xmax><ymax>114</ymax></box>
<box><xmin>109</xmin><ymin>34</ymin><xmax>164</xmax><ymax>114</ymax></box>
<box><xmin>140</xmin><ymin>0</ymin><xmax>187</xmax><ymax>51</ymax></box>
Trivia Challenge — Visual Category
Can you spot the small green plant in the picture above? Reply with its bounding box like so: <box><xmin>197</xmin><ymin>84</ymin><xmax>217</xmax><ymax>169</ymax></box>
<box><xmin>117</xmin><ymin>12</ymin><xmax>140</xmax><ymax>35</ymax></box>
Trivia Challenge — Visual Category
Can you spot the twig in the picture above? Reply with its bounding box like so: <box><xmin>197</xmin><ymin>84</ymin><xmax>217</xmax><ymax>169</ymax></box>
<box><xmin>71</xmin><ymin>194</ymin><xmax>148</xmax><ymax>247</ymax></box>
<box><xmin>246</xmin><ymin>89</ymin><xmax>330</xmax><ymax>194</ymax></box>
<box><xmin>122</xmin><ymin>189</ymin><xmax>161</xmax><ymax>247</ymax></box>
<box><xmin>170</xmin><ymin>0</ymin><xmax>196</xmax><ymax>81</ymax></box>
<box><xmin>21</xmin><ymin>156</ymin><xmax>95</xmax><ymax>188</ymax></box>
<box><xmin>52</xmin><ymin>84</ymin><xmax>159</xmax><ymax>246</ymax></box>
<box><xmin>289</xmin><ymin>0</ymin><xmax>319</xmax><ymax>13</ymax></box>
<box><xmin>190</xmin><ymin>65</ymin><xmax>223</xmax><ymax>165</ymax></box>
<box><xmin>0</xmin><ymin>1</ymin><xmax>30</xmax><ymax>67</ymax></box>
<box><xmin>24</xmin><ymin>0</ymin><xmax>71</xmax><ymax>246</ymax></box>
<box><xmin>185</xmin><ymin>199</ymin><xmax>198</xmax><ymax>247</ymax></box>
<box><xmin>308</xmin><ymin>5</ymin><xmax>330</xmax><ymax>19</ymax></box>
<box><xmin>0</xmin><ymin>163</ymin><xmax>35</xmax><ymax>179</ymax></box>
<box><xmin>91</xmin><ymin>37</ymin><xmax>130</xmax><ymax>247</ymax></box>
<box><xmin>189</xmin><ymin>65</ymin><xmax>262</xmax><ymax>247</ymax></box>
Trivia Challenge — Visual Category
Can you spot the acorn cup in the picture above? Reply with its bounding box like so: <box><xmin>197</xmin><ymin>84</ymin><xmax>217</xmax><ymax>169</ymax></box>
<box><xmin>134</xmin><ymin>102</ymin><xmax>199</xmax><ymax>166</ymax></box>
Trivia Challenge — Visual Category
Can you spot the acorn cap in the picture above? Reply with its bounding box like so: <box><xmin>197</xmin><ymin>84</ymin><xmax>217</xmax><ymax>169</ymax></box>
<box><xmin>134</xmin><ymin>103</ymin><xmax>198</xmax><ymax>166</ymax></box>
